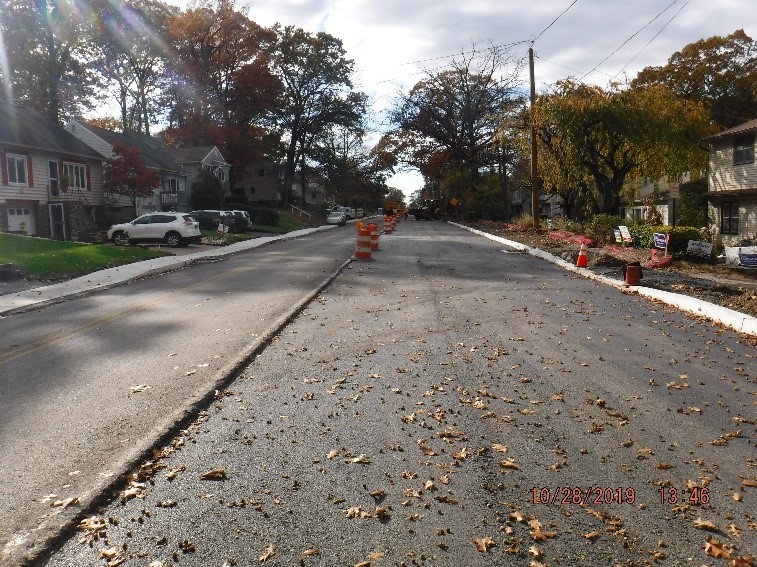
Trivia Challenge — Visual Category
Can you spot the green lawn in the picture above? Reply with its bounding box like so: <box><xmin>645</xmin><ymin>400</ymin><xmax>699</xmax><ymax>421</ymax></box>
<box><xmin>0</xmin><ymin>210</ymin><xmax>312</xmax><ymax>280</ymax></box>
<box><xmin>0</xmin><ymin>233</ymin><xmax>168</xmax><ymax>279</ymax></box>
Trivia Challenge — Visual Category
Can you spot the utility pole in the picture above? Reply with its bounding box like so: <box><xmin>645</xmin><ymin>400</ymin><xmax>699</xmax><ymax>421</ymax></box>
<box><xmin>529</xmin><ymin>47</ymin><xmax>539</xmax><ymax>229</ymax></box>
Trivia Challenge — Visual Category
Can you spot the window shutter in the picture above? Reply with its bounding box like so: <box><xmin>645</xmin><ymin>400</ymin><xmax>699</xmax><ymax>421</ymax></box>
<box><xmin>27</xmin><ymin>155</ymin><xmax>33</xmax><ymax>186</ymax></box>
<box><xmin>86</xmin><ymin>163</ymin><xmax>91</xmax><ymax>191</ymax></box>
<box><xmin>1</xmin><ymin>152</ymin><xmax>7</xmax><ymax>185</ymax></box>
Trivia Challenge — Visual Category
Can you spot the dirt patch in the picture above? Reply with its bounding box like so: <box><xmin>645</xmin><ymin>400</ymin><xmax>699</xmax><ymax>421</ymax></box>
<box><xmin>466</xmin><ymin>221</ymin><xmax>757</xmax><ymax>319</ymax></box>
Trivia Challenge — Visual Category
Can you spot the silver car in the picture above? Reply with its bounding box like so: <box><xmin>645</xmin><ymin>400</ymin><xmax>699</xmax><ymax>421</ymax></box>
<box><xmin>107</xmin><ymin>212</ymin><xmax>201</xmax><ymax>247</ymax></box>
<box><xmin>326</xmin><ymin>210</ymin><xmax>347</xmax><ymax>226</ymax></box>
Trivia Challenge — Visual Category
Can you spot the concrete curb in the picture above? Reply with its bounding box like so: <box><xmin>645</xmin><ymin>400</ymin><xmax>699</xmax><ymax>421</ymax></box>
<box><xmin>450</xmin><ymin>222</ymin><xmax>757</xmax><ymax>337</ymax></box>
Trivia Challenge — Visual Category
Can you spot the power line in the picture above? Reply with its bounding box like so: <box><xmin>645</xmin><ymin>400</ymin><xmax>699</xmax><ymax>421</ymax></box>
<box><xmin>532</xmin><ymin>0</ymin><xmax>580</xmax><ymax>45</ymax></box>
<box><xmin>613</xmin><ymin>0</ymin><xmax>692</xmax><ymax>78</ymax></box>
<box><xmin>397</xmin><ymin>40</ymin><xmax>531</xmax><ymax>68</ymax></box>
<box><xmin>579</xmin><ymin>0</ymin><xmax>683</xmax><ymax>82</ymax></box>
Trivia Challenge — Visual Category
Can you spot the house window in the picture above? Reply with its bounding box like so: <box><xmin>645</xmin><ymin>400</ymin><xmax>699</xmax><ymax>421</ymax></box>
<box><xmin>49</xmin><ymin>161</ymin><xmax>59</xmax><ymax>195</ymax></box>
<box><xmin>733</xmin><ymin>135</ymin><xmax>754</xmax><ymax>165</ymax></box>
<box><xmin>63</xmin><ymin>163</ymin><xmax>87</xmax><ymax>190</ymax></box>
<box><xmin>7</xmin><ymin>154</ymin><xmax>27</xmax><ymax>185</ymax></box>
<box><xmin>166</xmin><ymin>178</ymin><xmax>178</xmax><ymax>191</ymax></box>
<box><xmin>721</xmin><ymin>202</ymin><xmax>740</xmax><ymax>234</ymax></box>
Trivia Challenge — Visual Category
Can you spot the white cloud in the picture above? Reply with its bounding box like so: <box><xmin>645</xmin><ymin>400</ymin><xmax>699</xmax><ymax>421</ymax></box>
<box><xmin>161</xmin><ymin>0</ymin><xmax>754</xmax><ymax>197</ymax></box>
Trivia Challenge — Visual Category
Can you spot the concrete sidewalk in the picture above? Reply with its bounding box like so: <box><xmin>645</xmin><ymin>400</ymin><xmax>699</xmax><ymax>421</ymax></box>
<box><xmin>0</xmin><ymin>226</ymin><xmax>332</xmax><ymax>316</ymax></box>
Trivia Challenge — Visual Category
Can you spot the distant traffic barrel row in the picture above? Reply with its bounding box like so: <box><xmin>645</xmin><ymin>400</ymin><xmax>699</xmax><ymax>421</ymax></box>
<box><xmin>352</xmin><ymin>212</ymin><xmax>403</xmax><ymax>261</ymax></box>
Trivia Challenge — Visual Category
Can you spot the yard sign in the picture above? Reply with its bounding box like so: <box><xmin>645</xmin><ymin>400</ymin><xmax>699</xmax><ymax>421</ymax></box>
<box><xmin>618</xmin><ymin>225</ymin><xmax>632</xmax><ymax>244</ymax></box>
<box><xmin>653</xmin><ymin>233</ymin><xmax>669</xmax><ymax>256</ymax></box>
<box><xmin>686</xmin><ymin>240</ymin><xmax>713</xmax><ymax>258</ymax></box>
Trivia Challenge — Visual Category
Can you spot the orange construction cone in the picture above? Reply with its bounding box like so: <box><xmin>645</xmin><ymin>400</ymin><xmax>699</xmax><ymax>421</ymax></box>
<box><xmin>576</xmin><ymin>243</ymin><xmax>588</xmax><ymax>268</ymax></box>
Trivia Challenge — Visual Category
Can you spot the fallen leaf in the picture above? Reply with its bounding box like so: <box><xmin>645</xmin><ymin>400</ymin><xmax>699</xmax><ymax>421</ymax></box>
<box><xmin>583</xmin><ymin>531</ymin><xmax>601</xmax><ymax>540</ymax></box>
<box><xmin>530</xmin><ymin>530</ymin><xmax>557</xmax><ymax>541</ymax></box>
<box><xmin>492</xmin><ymin>444</ymin><xmax>508</xmax><ymax>453</ymax></box>
<box><xmin>500</xmin><ymin>459</ymin><xmax>519</xmax><ymax>470</ymax></box>
<box><xmin>474</xmin><ymin>536</ymin><xmax>496</xmax><ymax>552</ymax></box>
<box><xmin>348</xmin><ymin>454</ymin><xmax>371</xmax><ymax>464</ymax></box>
<box><xmin>366</xmin><ymin>551</ymin><xmax>385</xmax><ymax>560</ymax></box>
<box><xmin>694</xmin><ymin>518</ymin><xmax>720</xmax><ymax>531</ymax></box>
<box><xmin>130</xmin><ymin>385</ymin><xmax>150</xmax><ymax>393</ymax></box>
<box><xmin>453</xmin><ymin>447</ymin><xmax>472</xmax><ymax>460</ymax></box>
<box><xmin>52</xmin><ymin>497</ymin><xmax>79</xmax><ymax>509</ymax></box>
<box><xmin>259</xmin><ymin>544</ymin><xmax>275</xmax><ymax>563</ymax></box>
<box><xmin>303</xmin><ymin>549</ymin><xmax>320</xmax><ymax>556</ymax></box>
<box><xmin>326</xmin><ymin>450</ymin><xmax>339</xmax><ymax>460</ymax></box>
<box><xmin>704</xmin><ymin>536</ymin><xmax>732</xmax><ymax>559</ymax></box>
<box><xmin>200</xmin><ymin>469</ymin><xmax>227</xmax><ymax>480</ymax></box>
<box><xmin>529</xmin><ymin>545</ymin><xmax>544</xmax><ymax>557</ymax></box>
<box><xmin>741</xmin><ymin>478</ymin><xmax>757</xmax><ymax>488</ymax></box>
<box><xmin>417</xmin><ymin>440</ymin><xmax>437</xmax><ymax>456</ymax></box>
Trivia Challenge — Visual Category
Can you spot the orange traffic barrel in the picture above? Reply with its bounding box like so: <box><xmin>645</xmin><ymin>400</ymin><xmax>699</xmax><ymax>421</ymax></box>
<box><xmin>367</xmin><ymin>223</ymin><xmax>380</xmax><ymax>250</ymax></box>
<box><xmin>353</xmin><ymin>227</ymin><xmax>373</xmax><ymax>260</ymax></box>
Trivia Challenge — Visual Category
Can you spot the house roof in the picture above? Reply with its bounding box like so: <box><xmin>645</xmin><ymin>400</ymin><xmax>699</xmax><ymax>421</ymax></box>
<box><xmin>85</xmin><ymin>125</ymin><xmax>179</xmax><ymax>171</ymax></box>
<box><xmin>163</xmin><ymin>146</ymin><xmax>219</xmax><ymax>164</ymax></box>
<box><xmin>0</xmin><ymin>102</ymin><xmax>102</xmax><ymax>160</ymax></box>
<box><xmin>705</xmin><ymin>118</ymin><xmax>757</xmax><ymax>141</ymax></box>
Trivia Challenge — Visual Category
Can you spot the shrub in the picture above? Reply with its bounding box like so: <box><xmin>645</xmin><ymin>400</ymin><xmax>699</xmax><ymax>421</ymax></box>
<box><xmin>585</xmin><ymin>214</ymin><xmax>624</xmax><ymax>245</ymax></box>
<box><xmin>256</xmin><ymin>208</ymin><xmax>280</xmax><ymax>226</ymax></box>
<box><xmin>189</xmin><ymin>170</ymin><xmax>224</xmax><ymax>210</ymax></box>
<box><xmin>513</xmin><ymin>213</ymin><xmax>535</xmax><ymax>229</ymax></box>
<box><xmin>632</xmin><ymin>225</ymin><xmax>704</xmax><ymax>256</ymax></box>
<box><xmin>551</xmin><ymin>216</ymin><xmax>583</xmax><ymax>233</ymax></box>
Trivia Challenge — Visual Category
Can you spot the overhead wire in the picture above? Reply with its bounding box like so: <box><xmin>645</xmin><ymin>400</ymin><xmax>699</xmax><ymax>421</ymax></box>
<box><xmin>579</xmin><ymin>0</ymin><xmax>685</xmax><ymax>82</ymax></box>
<box><xmin>531</xmin><ymin>0</ymin><xmax>580</xmax><ymax>45</ymax></box>
<box><xmin>612</xmin><ymin>0</ymin><xmax>692</xmax><ymax>79</ymax></box>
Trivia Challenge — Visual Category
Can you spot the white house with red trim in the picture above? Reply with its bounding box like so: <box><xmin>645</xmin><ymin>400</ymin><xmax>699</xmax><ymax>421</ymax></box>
<box><xmin>0</xmin><ymin>102</ymin><xmax>104</xmax><ymax>240</ymax></box>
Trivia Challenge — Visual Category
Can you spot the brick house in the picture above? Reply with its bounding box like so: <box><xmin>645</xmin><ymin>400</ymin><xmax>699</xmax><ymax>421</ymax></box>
<box><xmin>705</xmin><ymin>119</ymin><xmax>757</xmax><ymax>245</ymax></box>
<box><xmin>0</xmin><ymin>102</ymin><xmax>105</xmax><ymax>240</ymax></box>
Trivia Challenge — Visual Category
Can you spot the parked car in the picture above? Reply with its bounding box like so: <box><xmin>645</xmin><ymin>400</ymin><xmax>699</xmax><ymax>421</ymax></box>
<box><xmin>331</xmin><ymin>205</ymin><xmax>356</xmax><ymax>220</ymax></box>
<box><xmin>107</xmin><ymin>212</ymin><xmax>201</xmax><ymax>247</ymax></box>
<box><xmin>326</xmin><ymin>210</ymin><xmax>347</xmax><ymax>226</ymax></box>
<box><xmin>189</xmin><ymin>210</ymin><xmax>246</xmax><ymax>233</ymax></box>
<box><xmin>227</xmin><ymin>210</ymin><xmax>252</xmax><ymax>231</ymax></box>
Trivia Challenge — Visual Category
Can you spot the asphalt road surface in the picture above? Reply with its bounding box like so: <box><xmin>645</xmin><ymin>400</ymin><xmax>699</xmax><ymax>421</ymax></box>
<box><xmin>12</xmin><ymin>221</ymin><xmax>757</xmax><ymax>566</ymax></box>
<box><xmin>0</xmin><ymin>229</ymin><xmax>354</xmax><ymax>566</ymax></box>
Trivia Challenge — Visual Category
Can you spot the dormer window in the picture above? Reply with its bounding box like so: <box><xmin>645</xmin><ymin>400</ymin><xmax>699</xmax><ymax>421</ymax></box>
<box><xmin>733</xmin><ymin>134</ymin><xmax>754</xmax><ymax>165</ymax></box>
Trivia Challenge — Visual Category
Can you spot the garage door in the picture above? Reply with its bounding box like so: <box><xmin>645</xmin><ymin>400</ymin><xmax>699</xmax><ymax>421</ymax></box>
<box><xmin>7</xmin><ymin>207</ymin><xmax>36</xmax><ymax>235</ymax></box>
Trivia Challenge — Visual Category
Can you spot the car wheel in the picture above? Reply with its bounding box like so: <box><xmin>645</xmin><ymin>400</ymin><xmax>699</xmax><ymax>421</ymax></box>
<box><xmin>112</xmin><ymin>231</ymin><xmax>128</xmax><ymax>246</ymax></box>
<box><xmin>165</xmin><ymin>232</ymin><xmax>182</xmax><ymax>247</ymax></box>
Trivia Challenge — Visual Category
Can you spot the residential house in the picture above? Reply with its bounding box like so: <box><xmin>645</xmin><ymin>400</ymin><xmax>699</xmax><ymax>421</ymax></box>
<box><xmin>704</xmin><ymin>119</ymin><xmax>757</xmax><ymax>245</ymax></box>
<box><xmin>232</xmin><ymin>162</ymin><xmax>282</xmax><ymax>205</ymax></box>
<box><xmin>66</xmin><ymin>120</ymin><xmax>230</xmax><ymax>216</ymax></box>
<box><xmin>620</xmin><ymin>175</ymin><xmax>692</xmax><ymax>226</ymax></box>
<box><xmin>292</xmin><ymin>177</ymin><xmax>326</xmax><ymax>207</ymax></box>
<box><xmin>1</xmin><ymin>102</ymin><xmax>105</xmax><ymax>240</ymax></box>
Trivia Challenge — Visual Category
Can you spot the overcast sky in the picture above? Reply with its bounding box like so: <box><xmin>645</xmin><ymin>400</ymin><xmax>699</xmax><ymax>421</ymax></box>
<box><xmin>165</xmin><ymin>0</ymin><xmax>753</xmax><ymax>196</ymax></box>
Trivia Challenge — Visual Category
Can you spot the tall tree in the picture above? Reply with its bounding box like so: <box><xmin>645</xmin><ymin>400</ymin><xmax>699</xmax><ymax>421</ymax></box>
<box><xmin>164</xmin><ymin>0</ymin><xmax>278</xmax><ymax>184</ymax></box>
<box><xmin>92</xmin><ymin>0</ymin><xmax>175</xmax><ymax>133</ymax></box>
<box><xmin>0</xmin><ymin>0</ymin><xmax>96</xmax><ymax>122</ymax></box>
<box><xmin>387</xmin><ymin>44</ymin><xmax>523</xmax><ymax>213</ymax></box>
<box><xmin>632</xmin><ymin>30</ymin><xmax>757</xmax><ymax>128</ymax></box>
<box><xmin>268</xmin><ymin>25</ymin><xmax>367</xmax><ymax>206</ymax></box>
<box><xmin>534</xmin><ymin>80</ymin><xmax>713</xmax><ymax>215</ymax></box>
<box><xmin>103</xmin><ymin>143</ymin><xmax>162</xmax><ymax>217</ymax></box>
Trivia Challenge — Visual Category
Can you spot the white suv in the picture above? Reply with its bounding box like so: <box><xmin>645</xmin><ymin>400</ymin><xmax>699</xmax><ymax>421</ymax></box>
<box><xmin>108</xmin><ymin>212</ymin><xmax>201</xmax><ymax>247</ymax></box>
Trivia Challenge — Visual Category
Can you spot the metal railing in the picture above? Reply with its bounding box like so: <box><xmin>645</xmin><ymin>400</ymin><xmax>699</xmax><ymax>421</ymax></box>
<box><xmin>290</xmin><ymin>205</ymin><xmax>312</xmax><ymax>224</ymax></box>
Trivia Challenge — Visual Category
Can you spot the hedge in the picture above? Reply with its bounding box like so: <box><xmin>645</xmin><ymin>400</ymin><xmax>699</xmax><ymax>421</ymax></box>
<box><xmin>631</xmin><ymin>225</ymin><xmax>704</xmax><ymax>256</ymax></box>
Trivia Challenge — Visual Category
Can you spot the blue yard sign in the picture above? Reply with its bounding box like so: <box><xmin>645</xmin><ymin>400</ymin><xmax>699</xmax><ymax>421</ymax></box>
<box><xmin>653</xmin><ymin>233</ymin><xmax>669</xmax><ymax>250</ymax></box>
